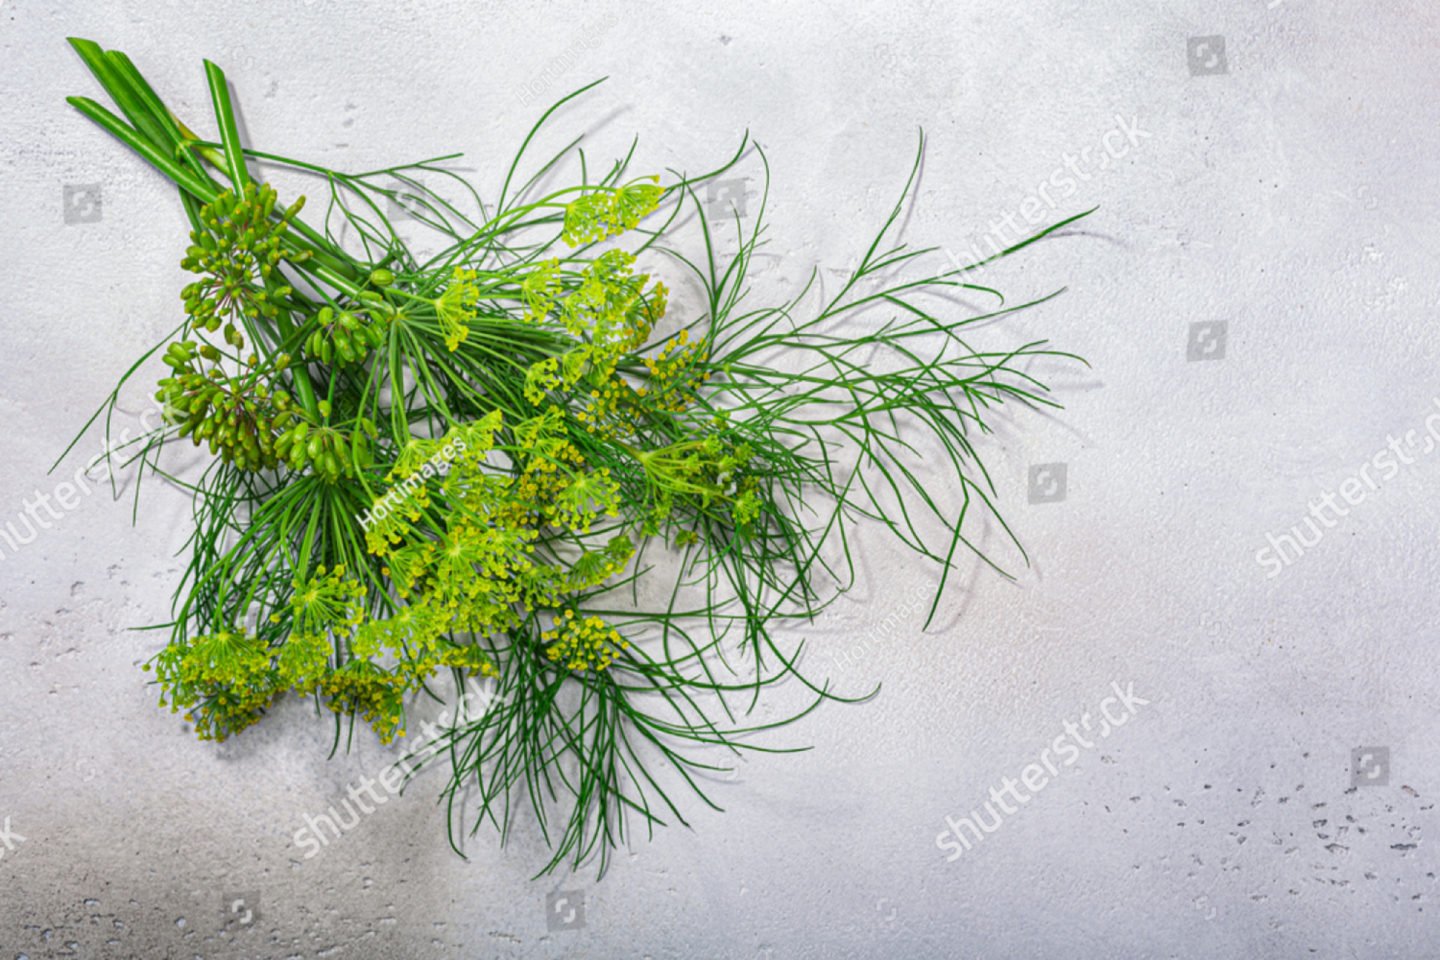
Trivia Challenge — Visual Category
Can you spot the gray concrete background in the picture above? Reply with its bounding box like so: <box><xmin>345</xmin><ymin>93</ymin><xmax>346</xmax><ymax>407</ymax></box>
<box><xmin>2</xmin><ymin>0</ymin><xmax>1439</xmax><ymax>957</ymax></box>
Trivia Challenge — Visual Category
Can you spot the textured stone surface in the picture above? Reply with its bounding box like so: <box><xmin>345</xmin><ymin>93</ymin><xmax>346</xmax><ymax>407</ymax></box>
<box><xmin>2</xmin><ymin>0</ymin><xmax>1439</xmax><ymax>957</ymax></box>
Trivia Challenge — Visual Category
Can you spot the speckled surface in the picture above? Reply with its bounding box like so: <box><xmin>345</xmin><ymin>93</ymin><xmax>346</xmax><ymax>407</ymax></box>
<box><xmin>2</xmin><ymin>0</ymin><xmax>1439</xmax><ymax>957</ymax></box>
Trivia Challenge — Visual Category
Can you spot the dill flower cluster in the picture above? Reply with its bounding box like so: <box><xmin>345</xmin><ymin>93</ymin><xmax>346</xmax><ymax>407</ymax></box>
<box><xmin>542</xmin><ymin>610</ymin><xmax>629</xmax><ymax>672</ymax></box>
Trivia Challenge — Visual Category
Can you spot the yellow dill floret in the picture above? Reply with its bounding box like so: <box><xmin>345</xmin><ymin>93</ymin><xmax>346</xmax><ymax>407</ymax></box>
<box><xmin>542</xmin><ymin>609</ymin><xmax>629</xmax><ymax>672</ymax></box>
<box><xmin>562</xmin><ymin>535</ymin><xmax>634</xmax><ymax>593</ymax></box>
<box><xmin>353</xmin><ymin>597</ymin><xmax>448</xmax><ymax>660</ymax></box>
<box><xmin>524</xmin><ymin>356</ymin><xmax>563</xmax><ymax>405</ymax></box>
<box><xmin>276</xmin><ymin>630</ymin><xmax>331</xmax><ymax>693</ymax></box>
<box><xmin>320</xmin><ymin>660</ymin><xmax>408</xmax><ymax>744</ymax></box>
<box><xmin>520</xmin><ymin>258</ymin><xmax>562</xmax><ymax>322</ymax></box>
<box><xmin>512</xmin><ymin>407</ymin><xmax>578</xmax><ymax>465</ymax></box>
<box><xmin>366</xmin><ymin>411</ymin><xmax>506</xmax><ymax>557</ymax></box>
<box><xmin>152</xmin><ymin>627</ymin><xmax>278</xmax><ymax>742</ymax></box>
<box><xmin>550</xmin><ymin>467</ymin><xmax>621</xmax><ymax>533</ymax></box>
<box><xmin>436</xmin><ymin>643</ymin><xmax>499</xmax><ymax>677</ymax></box>
<box><xmin>433</xmin><ymin>266</ymin><xmax>481</xmax><ymax>351</ymax></box>
<box><xmin>559</xmin><ymin>250</ymin><xmax>649</xmax><ymax>346</ymax></box>
<box><xmin>560</xmin><ymin>193</ymin><xmax>613</xmax><ymax>247</ymax></box>
<box><xmin>443</xmin><ymin>409</ymin><xmax>504</xmax><ymax>462</ymax></box>
<box><xmin>386</xmin><ymin>540</ymin><xmax>438</xmax><ymax>599</ymax></box>
<box><xmin>579</xmin><ymin>376</ymin><xmax>643</xmax><ymax>440</ymax></box>
<box><xmin>733</xmin><ymin>485</ymin><xmax>763</xmax><ymax>527</ymax></box>
<box><xmin>611</xmin><ymin>178</ymin><xmax>663</xmax><ymax>232</ymax></box>
<box><xmin>290</xmin><ymin>563</ymin><xmax>367</xmax><ymax>634</ymax></box>
<box><xmin>364</xmin><ymin>506</ymin><xmax>411</xmax><ymax>557</ymax></box>
<box><xmin>639</xmin><ymin>333</ymin><xmax>707</xmax><ymax>413</ymax></box>
<box><xmin>636</xmin><ymin>279</ymin><xmax>667</xmax><ymax>331</ymax></box>
<box><xmin>388</xmin><ymin>437</ymin><xmax>447</xmax><ymax>481</ymax></box>
<box><xmin>560</xmin><ymin>178</ymin><xmax>662</xmax><ymax>246</ymax></box>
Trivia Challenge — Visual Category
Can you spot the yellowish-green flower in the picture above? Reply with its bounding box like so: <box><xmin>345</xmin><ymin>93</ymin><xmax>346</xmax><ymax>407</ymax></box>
<box><xmin>321</xmin><ymin>660</ymin><xmax>407</xmax><ymax>744</ymax></box>
<box><xmin>436</xmin><ymin>643</ymin><xmax>499</xmax><ymax>676</ymax></box>
<box><xmin>560</xmin><ymin>178</ymin><xmax>663</xmax><ymax>246</ymax></box>
<box><xmin>290</xmin><ymin>564</ymin><xmax>366</xmax><ymax>634</ymax></box>
<box><xmin>151</xmin><ymin>627</ymin><xmax>277</xmax><ymax>741</ymax></box>
<box><xmin>524</xmin><ymin>356</ymin><xmax>563</xmax><ymax>405</ymax></box>
<box><xmin>520</xmin><ymin>258</ymin><xmax>561</xmax><ymax>322</ymax></box>
<box><xmin>542</xmin><ymin>609</ymin><xmax>629</xmax><ymax>672</ymax></box>
<box><xmin>354</xmin><ymin>597</ymin><xmax>448</xmax><ymax>659</ymax></box>
<box><xmin>433</xmin><ymin>266</ymin><xmax>481</xmax><ymax>351</ymax></box>
<box><xmin>276</xmin><ymin>631</ymin><xmax>330</xmax><ymax>692</ymax></box>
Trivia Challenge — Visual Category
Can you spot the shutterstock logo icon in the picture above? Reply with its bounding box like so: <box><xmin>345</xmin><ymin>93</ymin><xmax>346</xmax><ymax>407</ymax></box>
<box><xmin>1351</xmin><ymin>746</ymin><xmax>1390</xmax><ymax>787</ymax></box>
<box><xmin>0</xmin><ymin>817</ymin><xmax>25</xmax><ymax>861</ymax></box>
<box><xmin>546</xmin><ymin>889</ymin><xmax>586</xmax><ymax>931</ymax></box>
<box><xmin>1187</xmin><ymin>321</ymin><xmax>1227</xmax><ymax>361</ymax></box>
<box><xmin>705</xmin><ymin>178</ymin><xmax>751</xmax><ymax>218</ymax></box>
<box><xmin>221</xmin><ymin>891</ymin><xmax>261</xmax><ymax>931</ymax></box>
<box><xmin>63</xmin><ymin>183</ymin><xmax>103</xmax><ymax>224</ymax></box>
<box><xmin>1187</xmin><ymin>35</ymin><xmax>1228</xmax><ymax>76</ymax></box>
<box><xmin>1028</xmin><ymin>463</ymin><xmax>1068</xmax><ymax>504</ymax></box>
<box><xmin>387</xmin><ymin>184</ymin><xmax>425</xmax><ymax>221</ymax></box>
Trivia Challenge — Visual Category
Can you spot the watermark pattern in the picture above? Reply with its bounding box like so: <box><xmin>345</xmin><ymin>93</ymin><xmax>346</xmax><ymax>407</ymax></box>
<box><xmin>821</xmin><ymin>250</ymin><xmax>894</xmax><ymax>298</ymax></box>
<box><xmin>386</xmin><ymin>183</ymin><xmax>426</xmax><ymax>222</ymax></box>
<box><xmin>292</xmin><ymin>674</ymin><xmax>502</xmax><ymax>859</ymax></box>
<box><xmin>0</xmin><ymin>396</ymin><xmax>174</xmax><ymax>562</ymax></box>
<box><xmin>874</xmin><ymin>42</ymin><xmax>901</xmax><ymax>73</ymax></box>
<box><xmin>1254</xmin><ymin>397</ymin><xmax>1440</xmax><ymax>577</ymax></box>
<box><xmin>1187</xmin><ymin>321</ymin><xmax>1227</xmax><ymax>361</ymax></box>
<box><xmin>221</xmin><ymin>892</ymin><xmax>260</xmax><ymax>931</ymax></box>
<box><xmin>63</xmin><ymin>183</ymin><xmax>102</xmax><ymax>224</ymax></box>
<box><xmin>359</xmin><ymin>439</ymin><xmax>468</xmax><ymax>531</ymax></box>
<box><xmin>828</xmin><ymin>582</ymin><xmax>932</xmax><ymax>676</ymax></box>
<box><xmin>940</xmin><ymin>114</ymin><xmax>1149</xmax><ymax>276</ymax></box>
<box><xmin>294</xmin><ymin>770</ymin><xmax>408</xmax><ymax>858</ymax></box>
<box><xmin>1187</xmin><ymin>35</ymin><xmax>1228</xmax><ymax>76</ymax></box>
<box><xmin>516</xmin><ymin>13</ymin><xmax>619</xmax><ymax>108</ymax></box>
<box><xmin>1028</xmin><ymin>463</ymin><xmax>1068</xmax><ymax>504</ymax></box>
<box><xmin>935</xmin><ymin>681</ymin><xmax>1150</xmax><ymax>862</ymax></box>
<box><xmin>705</xmin><ymin>177</ymin><xmax>752</xmax><ymax>219</ymax></box>
<box><xmin>546</xmin><ymin>889</ymin><xmax>586</xmax><ymax>931</ymax></box>
<box><xmin>0</xmin><ymin>817</ymin><xmax>26</xmax><ymax>861</ymax></box>
<box><xmin>1351</xmin><ymin>746</ymin><xmax>1390</xmax><ymax>787</ymax></box>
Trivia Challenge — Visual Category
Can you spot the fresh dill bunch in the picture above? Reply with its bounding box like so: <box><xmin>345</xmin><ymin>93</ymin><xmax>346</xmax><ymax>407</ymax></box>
<box><xmin>65</xmin><ymin>38</ymin><xmax>1091</xmax><ymax>877</ymax></box>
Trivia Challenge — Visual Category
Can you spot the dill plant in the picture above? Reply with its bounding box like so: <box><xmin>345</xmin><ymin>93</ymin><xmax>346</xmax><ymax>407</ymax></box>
<box><xmin>62</xmin><ymin>38</ymin><xmax>1090</xmax><ymax>875</ymax></box>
